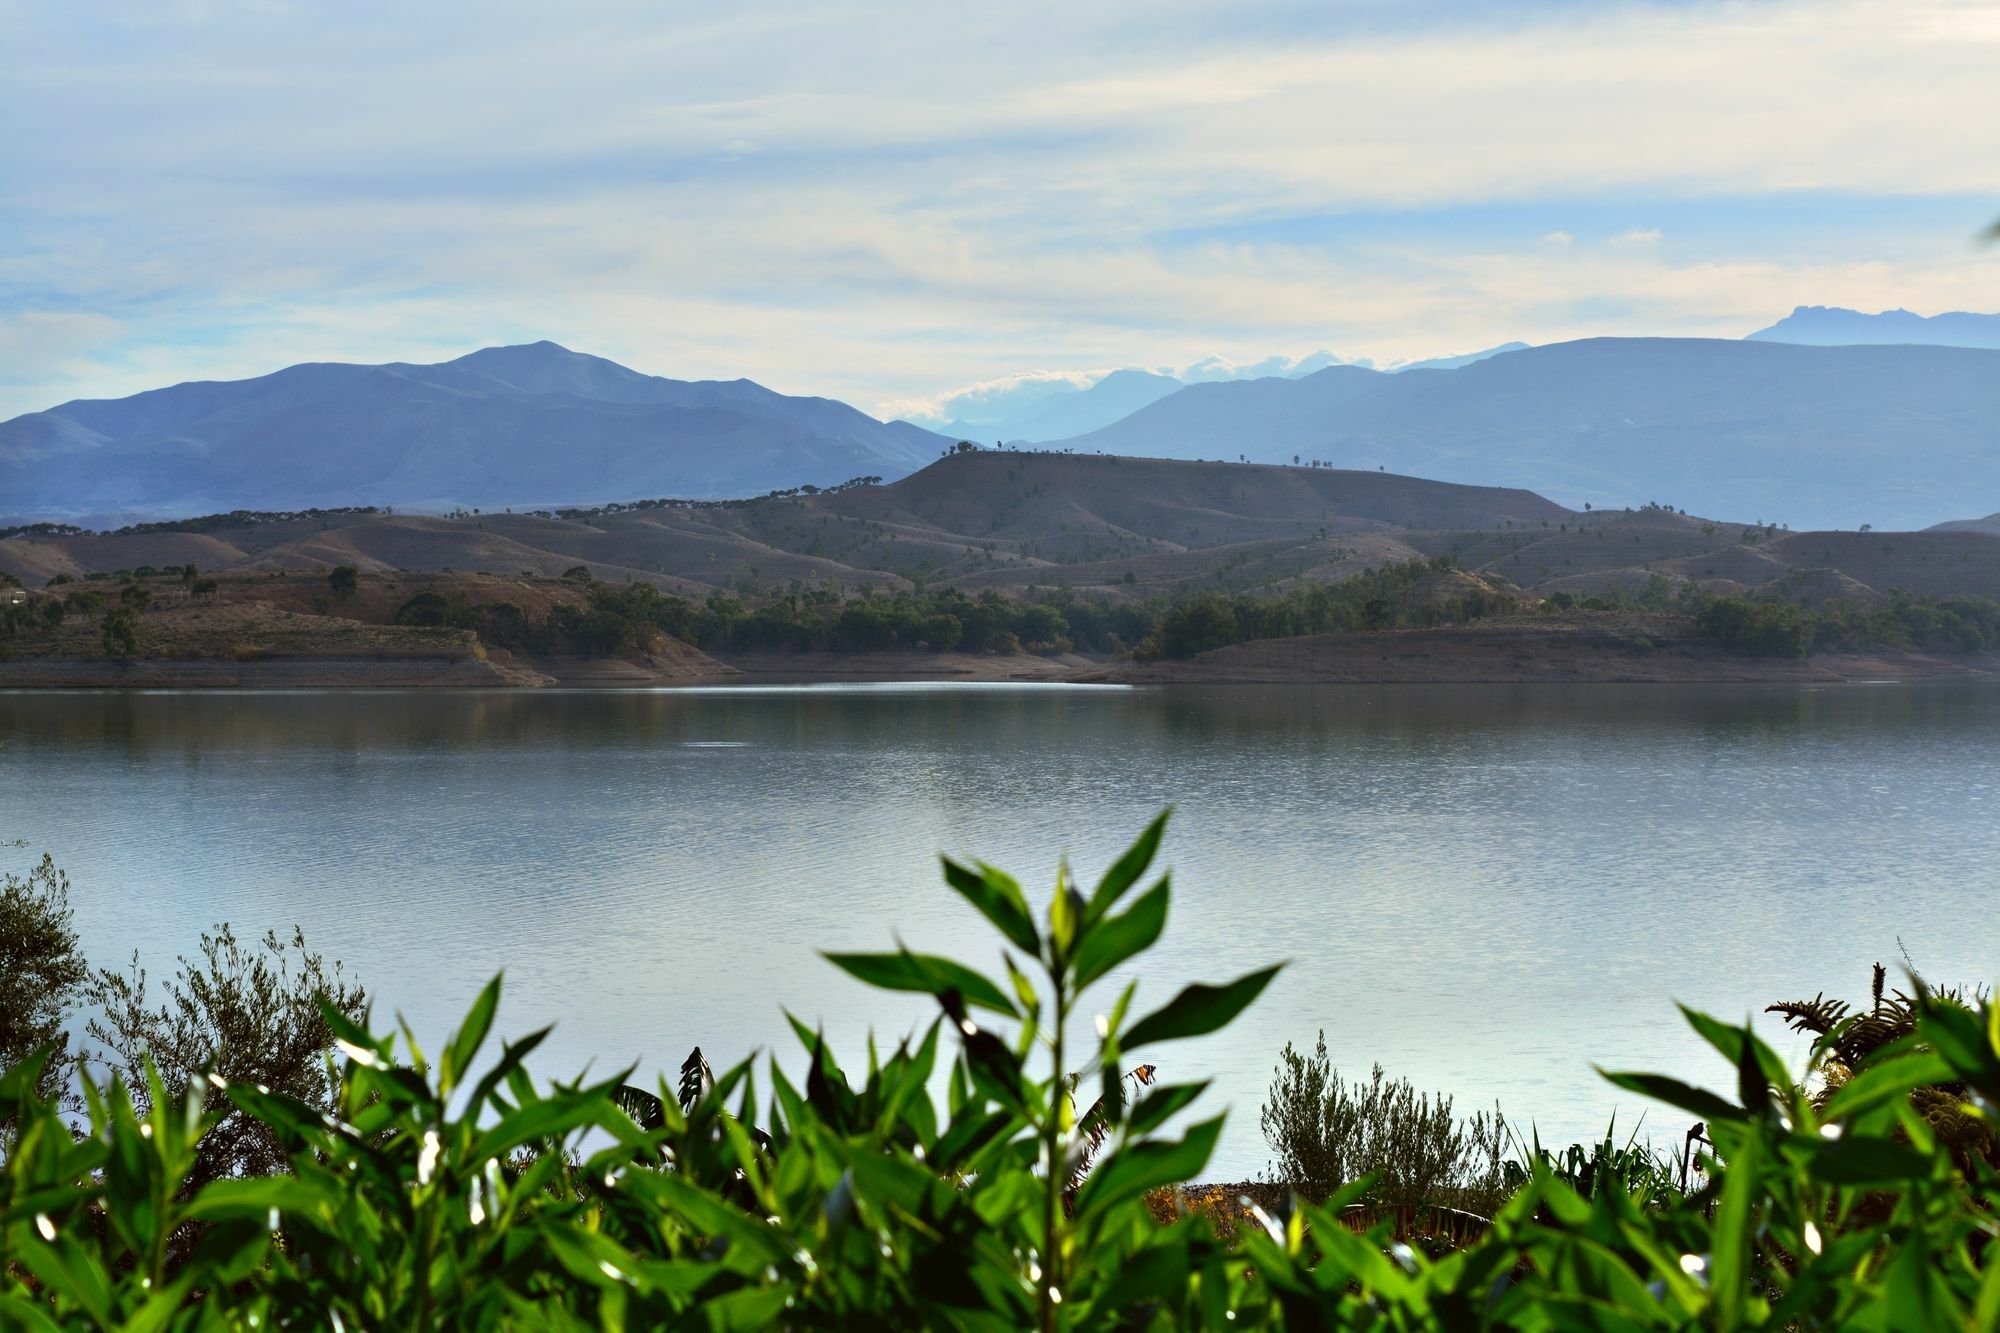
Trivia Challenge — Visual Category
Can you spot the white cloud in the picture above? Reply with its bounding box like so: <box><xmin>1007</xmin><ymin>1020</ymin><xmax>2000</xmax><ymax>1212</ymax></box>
<box><xmin>880</xmin><ymin>368</ymin><xmax>1108</xmax><ymax>427</ymax></box>
<box><xmin>2</xmin><ymin>0</ymin><xmax>1998</xmax><ymax>418</ymax></box>
<box><xmin>1609</xmin><ymin>228</ymin><xmax>1664</xmax><ymax>247</ymax></box>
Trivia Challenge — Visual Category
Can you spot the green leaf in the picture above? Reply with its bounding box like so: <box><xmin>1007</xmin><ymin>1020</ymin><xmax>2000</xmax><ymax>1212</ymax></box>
<box><xmin>441</xmin><ymin>974</ymin><xmax>502</xmax><ymax>1096</ymax></box>
<box><xmin>1597</xmin><ymin>1069</ymin><xmax>1746</xmax><ymax>1124</ymax></box>
<box><xmin>1088</xmin><ymin>809</ymin><xmax>1169</xmax><ymax>923</ymax></box>
<box><xmin>824</xmin><ymin>950</ymin><xmax>1017</xmax><ymax>1017</ymax></box>
<box><xmin>1804</xmin><ymin>1134</ymin><xmax>1936</xmax><ymax>1184</ymax></box>
<box><xmin>942</xmin><ymin>857</ymin><xmax>1040</xmax><ymax>955</ymax></box>
<box><xmin>1072</xmin><ymin>876</ymin><xmax>1169</xmax><ymax>992</ymax></box>
<box><xmin>1073</xmin><ymin>1115</ymin><xmax>1223</xmax><ymax>1220</ymax></box>
<box><xmin>1122</xmin><ymin>965</ymin><xmax>1281</xmax><ymax>1051</ymax></box>
<box><xmin>1126</xmin><ymin>1081</ymin><xmax>1209</xmax><ymax>1139</ymax></box>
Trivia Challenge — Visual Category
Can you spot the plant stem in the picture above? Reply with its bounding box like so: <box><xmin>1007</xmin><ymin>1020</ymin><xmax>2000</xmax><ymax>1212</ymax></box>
<box><xmin>1041</xmin><ymin>980</ymin><xmax>1066</xmax><ymax>1333</ymax></box>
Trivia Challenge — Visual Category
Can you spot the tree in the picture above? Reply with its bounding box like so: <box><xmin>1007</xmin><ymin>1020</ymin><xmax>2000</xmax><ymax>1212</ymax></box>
<box><xmin>99</xmin><ymin>606</ymin><xmax>139</xmax><ymax>658</ymax></box>
<box><xmin>0</xmin><ymin>854</ymin><xmax>88</xmax><ymax>1103</ymax></box>
<box><xmin>562</xmin><ymin>564</ymin><xmax>594</xmax><ymax>582</ymax></box>
<box><xmin>328</xmin><ymin>565</ymin><xmax>359</xmax><ymax>597</ymax></box>
<box><xmin>84</xmin><ymin>924</ymin><xmax>366</xmax><ymax>1187</ymax></box>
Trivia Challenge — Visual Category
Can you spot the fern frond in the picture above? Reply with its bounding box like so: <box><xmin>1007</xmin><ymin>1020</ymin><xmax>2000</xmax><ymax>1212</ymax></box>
<box><xmin>678</xmin><ymin>1046</ymin><xmax>714</xmax><ymax>1113</ymax></box>
<box><xmin>1765</xmin><ymin>993</ymin><xmax>1847</xmax><ymax>1036</ymax></box>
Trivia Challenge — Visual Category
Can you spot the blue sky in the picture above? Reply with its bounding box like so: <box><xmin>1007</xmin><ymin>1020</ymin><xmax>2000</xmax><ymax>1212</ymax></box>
<box><xmin>1</xmin><ymin>0</ymin><xmax>1995</xmax><ymax>424</ymax></box>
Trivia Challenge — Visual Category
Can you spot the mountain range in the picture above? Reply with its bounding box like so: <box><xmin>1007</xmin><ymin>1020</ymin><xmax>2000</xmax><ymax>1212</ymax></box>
<box><xmin>1746</xmin><ymin>306</ymin><xmax>2000</xmax><ymax>349</ymax></box>
<box><xmin>940</xmin><ymin>342</ymin><xmax>1531</xmax><ymax>442</ymax></box>
<box><xmin>1053</xmin><ymin>338</ymin><xmax>2000</xmax><ymax>531</ymax></box>
<box><xmin>0</xmin><ymin>342</ymin><xmax>949</xmax><ymax>524</ymax></box>
<box><xmin>6</xmin><ymin>322</ymin><xmax>2000</xmax><ymax>533</ymax></box>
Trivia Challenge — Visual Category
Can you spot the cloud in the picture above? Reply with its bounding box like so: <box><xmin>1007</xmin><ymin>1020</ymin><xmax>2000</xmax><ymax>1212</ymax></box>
<box><xmin>1609</xmin><ymin>228</ymin><xmax>1664</xmax><ymax>247</ymax></box>
<box><xmin>881</xmin><ymin>369</ymin><xmax>1107</xmax><ymax>427</ymax></box>
<box><xmin>1</xmin><ymin>0</ymin><xmax>1997</xmax><ymax>418</ymax></box>
<box><xmin>1543</xmin><ymin>230</ymin><xmax>1574</xmax><ymax>247</ymax></box>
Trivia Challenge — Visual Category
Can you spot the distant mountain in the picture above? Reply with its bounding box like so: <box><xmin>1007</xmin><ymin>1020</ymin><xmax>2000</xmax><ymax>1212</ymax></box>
<box><xmin>1055</xmin><ymin>338</ymin><xmax>2000</xmax><ymax>531</ymax></box>
<box><xmin>978</xmin><ymin>370</ymin><xmax>1184</xmax><ymax>443</ymax></box>
<box><xmin>0</xmin><ymin>342</ymin><xmax>950</xmax><ymax>522</ymax></box>
<box><xmin>1928</xmin><ymin>513</ymin><xmax>2000</xmax><ymax>535</ymax></box>
<box><xmin>1746</xmin><ymin>306</ymin><xmax>2000</xmax><ymax>349</ymax></box>
<box><xmin>1389</xmin><ymin>342</ymin><xmax>1531</xmax><ymax>372</ymax></box>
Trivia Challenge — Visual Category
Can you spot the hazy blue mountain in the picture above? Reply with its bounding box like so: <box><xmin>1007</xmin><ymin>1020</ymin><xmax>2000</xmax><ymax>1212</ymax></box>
<box><xmin>1746</xmin><ymin>306</ymin><xmax>2000</xmax><ymax>349</ymax></box>
<box><xmin>1389</xmin><ymin>341</ymin><xmax>1531</xmax><ymax>372</ymax></box>
<box><xmin>0</xmin><ymin>342</ymin><xmax>949</xmax><ymax>521</ymax></box>
<box><xmin>1056</xmin><ymin>338</ymin><xmax>2000</xmax><ymax>531</ymax></box>
<box><xmin>1928</xmin><ymin>513</ymin><xmax>2000</xmax><ymax>535</ymax></box>
<box><xmin>993</xmin><ymin>369</ymin><xmax>1183</xmax><ymax>442</ymax></box>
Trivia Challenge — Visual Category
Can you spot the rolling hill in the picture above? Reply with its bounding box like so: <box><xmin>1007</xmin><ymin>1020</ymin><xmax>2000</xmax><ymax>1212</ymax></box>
<box><xmin>1053</xmin><ymin>338</ymin><xmax>2000</xmax><ymax>531</ymax></box>
<box><xmin>0</xmin><ymin>342</ymin><xmax>950</xmax><ymax>523</ymax></box>
<box><xmin>11</xmin><ymin>452</ymin><xmax>2000</xmax><ymax>615</ymax></box>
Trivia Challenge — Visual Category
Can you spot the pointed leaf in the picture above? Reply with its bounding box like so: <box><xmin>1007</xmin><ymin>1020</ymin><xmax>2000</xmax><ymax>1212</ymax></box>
<box><xmin>1122</xmin><ymin>965</ymin><xmax>1281</xmax><ymax>1051</ymax></box>
<box><xmin>942</xmin><ymin>857</ymin><xmax>1039</xmax><ymax>954</ymax></box>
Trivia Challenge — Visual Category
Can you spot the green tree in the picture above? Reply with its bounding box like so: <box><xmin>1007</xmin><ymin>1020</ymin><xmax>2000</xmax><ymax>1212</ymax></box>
<box><xmin>328</xmin><ymin>564</ymin><xmax>359</xmax><ymax>597</ymax></box>
<box><xmin>0</xmin><ymin>855</ymin><xmax>88</xmax><ymax>1103</ymax></box>
<box><xmin>83</xmin><ymin>924</ymin><xmax>366</xmax><ymax>1187</ymax></box>
<box><xmin>99</xmin><ymin>606</ymin><xmax>139</xmax><ymax>659</ymax></box>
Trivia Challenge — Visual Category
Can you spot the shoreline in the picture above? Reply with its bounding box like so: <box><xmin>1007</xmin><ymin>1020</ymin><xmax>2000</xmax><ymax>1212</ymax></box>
<box><xmin>5</xmin><ymin>611</ymin><xmax>1995</xmax><ymax>690</ymax></box>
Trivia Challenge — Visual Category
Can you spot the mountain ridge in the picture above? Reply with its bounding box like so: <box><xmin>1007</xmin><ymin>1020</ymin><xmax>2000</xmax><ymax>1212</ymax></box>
<box><xmin>1745</xmin><ymin>306</ymin><xmax>2000</xmax><ymax>348</ymax></box>
<box><xmin>0</xmin><ymin>342</ymin><xmax>951</xmax><ymax>522</ymax></box>
<box><xmin>1052</xmin><ymin>337</ymin><xmax>2000</xmax><ymax>530</ymax></box>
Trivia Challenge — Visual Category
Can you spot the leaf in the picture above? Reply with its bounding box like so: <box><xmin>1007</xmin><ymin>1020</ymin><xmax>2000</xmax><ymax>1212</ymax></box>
<box><xmin>1804</xmin><ymin>1135</ymin><xmax>1935</xmax><ymax>1184</ymax></box>
<box><xmin>1072</xmin><ymin>876</ymin><xmax>1169</xmax><ymax>992</ymax></box>
<box><xmin>942</xmin><ymin>857</ymin><xmax>1039</xmax><ymax>955</ymax></box>
<box><xmin>824</xmin><ymin>950</ymin><xmax>1018</xmax><ymax>1017</ymax></box>
<box><xmin>1597</xmin><ymin>1070</ymin><xmax>1745</xmax><ymax>1124</ymax></box>
<box><xmin>1127</xmin><ymin>1080</ymin><xmax>1208</xmax><ymax>1139</ymax></box>
<box><xmin>610</xmin><ymin>1084</ymin><xmax>666</xmax><ymax>1133</ymax></box>
<box><xmin>1073</xmin><ymin>1115</ymin><xmax>1223</xmax><ymax>1221</ymax></box>
<box><xmin>440</xmin><ymin>975</ymin><xmax>502</xmax><ymax>1096</ymax></box>
<box><xmin>1088</xmin><ymin>809</ymin><xmax>1169</xmax><ymax>923</ymax></box>
<box><xmin>1122</xmin><ymin>965</ymin><xmax>1281</xmax><ymax>1051</ymax></box>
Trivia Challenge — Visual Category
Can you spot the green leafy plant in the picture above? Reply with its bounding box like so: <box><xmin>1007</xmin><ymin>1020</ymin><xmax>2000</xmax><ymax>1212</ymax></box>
<box><xmin>4</xmin><ymin>821</ymin><xmax>2000</xmax><ymax>1329</ymax></box>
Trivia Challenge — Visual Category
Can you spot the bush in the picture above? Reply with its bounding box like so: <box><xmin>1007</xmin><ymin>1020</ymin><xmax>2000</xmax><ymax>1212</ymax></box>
<box><xmin>98</xmin><ymin>606</ymin><xmax>139</xmax><ymax>659</ymax></box>
<box><xmin>1261</xmin><ymin>1032</ymin><xmax>1506</xmax><ymax>1213</ymax></box>
<box><xmin>0</xmin><ymin>855</ymin><xmax>87</xmax><ymax>1103</ymax></box>
<box><xmin>83</xmin><ymin>924</ymin><xmax>365</xmax><ymax>1187</ymax></box>
<box><xmin>328</xmin><ymin>564</ymin><xmax>359</xmax><ymax>597</ymax></box>
<box><xmin>1695</xmin><ymin>595</ymin><xmax>1805</xmax><ymax>657</ymax></box>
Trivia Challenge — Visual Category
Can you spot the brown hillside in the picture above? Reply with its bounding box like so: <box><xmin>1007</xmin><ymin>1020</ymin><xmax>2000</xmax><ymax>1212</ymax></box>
<box><xmin>8</xmin><ymin>455</ymin><xmax>2000</xmax><ymax>612</ymax></box>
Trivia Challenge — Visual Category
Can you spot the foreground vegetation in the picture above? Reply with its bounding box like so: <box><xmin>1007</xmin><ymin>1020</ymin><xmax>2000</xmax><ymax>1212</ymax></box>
<box><xmin>4</xmin><ymin>819</ymin><xmax>1999</xmax><ymax>1328</ymax></box>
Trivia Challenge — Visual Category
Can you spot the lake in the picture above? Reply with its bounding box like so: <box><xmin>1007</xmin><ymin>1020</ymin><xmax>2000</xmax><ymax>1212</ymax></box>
<box><xmin>4</xmin><ymin>680</ymin><xmax>1997</xmax><ymax>1178</ymax></box>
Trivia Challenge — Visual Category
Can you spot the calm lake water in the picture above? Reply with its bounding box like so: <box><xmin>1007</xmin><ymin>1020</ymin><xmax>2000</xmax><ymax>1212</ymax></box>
<box><xmin>5</xmin><ymin>681</ymin><xmax>1998</xmax><ymax>1177</ymax></box>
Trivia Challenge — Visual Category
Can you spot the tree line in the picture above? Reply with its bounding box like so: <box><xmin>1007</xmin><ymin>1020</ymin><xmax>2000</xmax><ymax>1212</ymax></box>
<box><xmin>386</xmin><ymin>555</ymin><xmax>1520</xmax><ymax>661</ymax></box>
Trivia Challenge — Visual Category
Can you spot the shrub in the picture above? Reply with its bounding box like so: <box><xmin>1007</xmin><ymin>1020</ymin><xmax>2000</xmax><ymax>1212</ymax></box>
<box><xmin>98</xmin><ymin>606</ymin><xmax>139</xmax><ymax>659</ymax></box>
<box><xmin>83</xmin><ymin>924</ymin><xmax>365</xmax><ymax>1187</ymax></box>
<box><xmin>0</xmin><ymin>855</ymin><xmax>87</xmax><ymax>1103</ymax></box>
<box><xmin>1261</xmin><ymin>1032</ymin><xmax>1507</xmax><ymax>1213</ymax></box>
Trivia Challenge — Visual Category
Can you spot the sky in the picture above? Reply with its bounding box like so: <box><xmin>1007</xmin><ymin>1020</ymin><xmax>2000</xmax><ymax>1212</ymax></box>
<box><xmin>2</xmin><ymin>0</ymin><xmax>1997</xmax><ymax>425</ymax></box>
